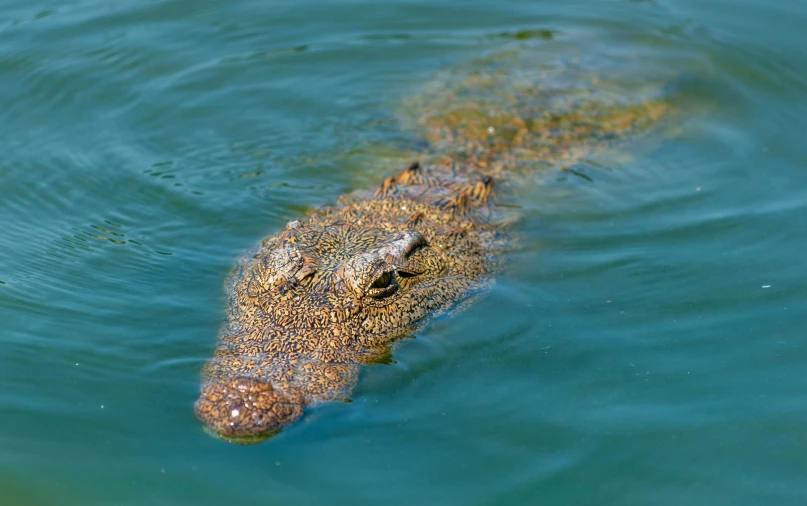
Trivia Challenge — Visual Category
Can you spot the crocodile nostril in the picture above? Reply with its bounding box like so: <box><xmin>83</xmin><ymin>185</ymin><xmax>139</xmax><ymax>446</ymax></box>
<box><xmin>194</xmin><ymin>377</ymin><xmax>304</xmax><ymax>444</ymax></box>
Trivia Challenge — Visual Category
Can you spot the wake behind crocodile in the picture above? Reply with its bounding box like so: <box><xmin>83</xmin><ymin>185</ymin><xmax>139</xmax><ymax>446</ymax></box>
<box><xmin>195</xmin><ymin>48</ymin><xmax>672</xmax><ymax>444</ymax></box>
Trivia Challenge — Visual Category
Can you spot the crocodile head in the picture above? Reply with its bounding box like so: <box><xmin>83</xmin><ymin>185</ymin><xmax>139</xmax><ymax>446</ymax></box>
<box><xmin>195</xmin><ymin>201</ymin><xmax>492</xmax><ymax>442</ymax></box>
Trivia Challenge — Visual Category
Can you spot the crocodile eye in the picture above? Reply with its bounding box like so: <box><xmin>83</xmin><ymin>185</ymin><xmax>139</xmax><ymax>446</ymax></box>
<box><xmin>366</xmin><ymin>270</ymin><xmax>398</xmax><ymax>298</ymax></box>
<box><xmin>371</xmin><ymin>271</ymin><xmax>392</xmax><ymax>289</ymax></box>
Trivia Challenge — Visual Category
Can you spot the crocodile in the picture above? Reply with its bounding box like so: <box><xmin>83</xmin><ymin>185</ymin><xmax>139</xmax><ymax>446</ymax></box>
<box><xmin>194</xmin><ymin>50</ymin><xmax>671</xmax><ymax>444</ymax></box>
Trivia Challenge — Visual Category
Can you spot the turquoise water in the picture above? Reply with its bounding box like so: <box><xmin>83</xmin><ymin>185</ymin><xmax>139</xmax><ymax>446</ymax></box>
<box><xmin>2</xmin><ymin>0</ymin><xmax>807</xmax><ymax>504</ymax></box>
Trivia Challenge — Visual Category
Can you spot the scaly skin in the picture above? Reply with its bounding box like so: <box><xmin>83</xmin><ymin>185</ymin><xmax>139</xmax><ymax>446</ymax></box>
<box><xmin>195</xmin><ymin>52</ymin><xmax>670</xmax><ymax>444</ymax></box>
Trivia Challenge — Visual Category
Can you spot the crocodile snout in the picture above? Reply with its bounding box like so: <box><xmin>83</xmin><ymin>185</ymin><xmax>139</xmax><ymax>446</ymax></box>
<box><xmin>194</xmin><ymin>377</ymin><xmax>304</xmax><ymax>444</ymax></box>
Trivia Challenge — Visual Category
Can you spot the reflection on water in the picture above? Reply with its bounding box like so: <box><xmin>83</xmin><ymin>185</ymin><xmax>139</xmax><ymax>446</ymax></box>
<box><xmin>1</xmin><ymin>0</ymin><xmax>806</xmax><ymax>504</ymax></box>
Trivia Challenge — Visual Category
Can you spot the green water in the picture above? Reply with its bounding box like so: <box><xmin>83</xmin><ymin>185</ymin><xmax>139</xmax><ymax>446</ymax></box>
<box><xmin>2</xmin><ymin>0</ymin><xmax>807</xmax><ymax>504</ymax></box>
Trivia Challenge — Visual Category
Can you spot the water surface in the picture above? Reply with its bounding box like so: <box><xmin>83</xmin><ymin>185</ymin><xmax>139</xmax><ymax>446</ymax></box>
<box><xmin>2</xmin><ymin>0</ymin><xmax>806</xmax><ymax>505</ymax></box>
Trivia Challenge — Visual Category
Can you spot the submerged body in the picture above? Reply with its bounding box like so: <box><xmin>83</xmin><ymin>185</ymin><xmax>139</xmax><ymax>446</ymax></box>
<box><xmin>195</xmin><ymin>50</ymin><xmax>670</xmax><ymax>443</ymax></box>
